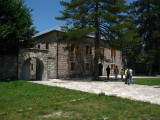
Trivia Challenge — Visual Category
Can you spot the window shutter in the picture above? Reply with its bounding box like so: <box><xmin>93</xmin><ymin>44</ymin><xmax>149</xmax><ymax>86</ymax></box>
<box><xmin>111</xmin><ymin>49</ymin><xmax>114</xmax><ymax>56</ymax></box>
<box><xmin>71</xmin><ymin>44</ymin><xmax>75</xmax><ymax>53</ymax></box>
<box><xmin>99</xmin><ymin>48</ymin><xmax>102</xmax><ymax>54</ymax></box>
<box><xmin>75</xmin><ymin>44</ymin><xmax>79</xmax><ymax>53</ymax></box>
<box><xmin>71</xmin><ymin>63</ymin><xmax>75</xmax><ymax>70</ymax></box>
<box><xmin>85</xmin><ymin>63</ymin><xmax>89</xmax><ymax>70</ymax></box>
<box><xmin>46</xmin><ymin>42</ymin><xmax>49</xmax><ymax>50</ymax></box>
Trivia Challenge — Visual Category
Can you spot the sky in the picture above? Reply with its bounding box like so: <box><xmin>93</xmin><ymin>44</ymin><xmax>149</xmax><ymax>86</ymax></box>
<box><xmin>25</xmin><ymin>0</ymin><xmax>136</xmax><ymax>32</ymax></box>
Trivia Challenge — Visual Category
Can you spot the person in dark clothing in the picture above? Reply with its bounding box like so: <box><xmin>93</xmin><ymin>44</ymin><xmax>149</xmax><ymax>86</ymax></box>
<box><xmin>106</xmin><ymin>65</ymin><xmax>110</xmax><ymax>80</ymax></box>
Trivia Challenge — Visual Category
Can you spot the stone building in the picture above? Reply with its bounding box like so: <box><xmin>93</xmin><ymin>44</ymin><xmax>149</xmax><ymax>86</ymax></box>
<box><xmin>32</xmin><ymin>26</ymin><xmax>123</xmax><ymax>79</ymax></box>
<box><xmin>0</xmin><ymin>26</ymin><xmax>123</xmax><ymax>80</ymax></box>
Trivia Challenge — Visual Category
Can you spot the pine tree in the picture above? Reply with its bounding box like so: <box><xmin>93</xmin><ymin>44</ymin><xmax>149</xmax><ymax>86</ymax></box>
<box><xmin>130</xmin><ymin>0</ymin><xmax>160</xmax><ymax>74</ymax></box>
<box><xmin>56</xmin><ymin>0</ymin><xmax>131</xmax><ymax>78</ymax></box>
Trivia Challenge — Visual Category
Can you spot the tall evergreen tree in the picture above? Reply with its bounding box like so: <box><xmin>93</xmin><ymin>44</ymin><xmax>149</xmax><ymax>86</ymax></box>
<box><xmin>56</xmin><ymin>0</ymin><xmax>129</xmax><ymax>78</ymax></box>
<box><xmin>130</xmin><ymin>0</ymin><xmax>160</xmax><ymax>74</ymax></box>
<box><xmin>0</xmin><ymin>0</ymin><xmax>35</xmax><ymax>55</ymax></box>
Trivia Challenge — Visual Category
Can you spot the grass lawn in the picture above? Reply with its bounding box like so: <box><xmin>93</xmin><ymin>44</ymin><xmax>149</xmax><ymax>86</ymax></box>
<box><xmin>134</xmin><ymin>78</ymin><xmax>160</xmax><ymax>86</ymax></box>
<box><xmin>0</xmin><ymin>80</ymin><xmax>160</xmax><ymax>120</ymax></box>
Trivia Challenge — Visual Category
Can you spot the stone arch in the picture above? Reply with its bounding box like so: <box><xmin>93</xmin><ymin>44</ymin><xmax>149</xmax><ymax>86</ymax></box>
<box><xmin>18</xmin><ymin>49</ymin><xmax>48</xmax><ymax>80</ymax></box>
<box><xmin>21</xmin><ymin>57</ymin><xmax>44</xmax><ymax>80</ymax></box>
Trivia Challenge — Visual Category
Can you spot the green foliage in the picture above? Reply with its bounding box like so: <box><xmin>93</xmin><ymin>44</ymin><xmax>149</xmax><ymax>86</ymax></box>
<box><xmin>98</xmin><ymin>92</ymin><xmax>105</xmax><ymax>96</ymax></box>
<box><xmin>0</xmin><ymin>0</ymin><xmax>35</xmax><ymax>55</ymax></box>
<box><xmin>130</xmin><ymin>0</ymin><xmax>160</xmax><ymax>74</ymax></box>
<box><xmin>55</xmin><ymin>26</ymin><xmax>95</xmax><ymax>44</ymax></box>
<box><xmin>56</xmin><ymin>0</ymin><xmax>135</xmax><ymax>78</ymax></box>
<box><xmin>56</xmin><ymin>0</ymin><xmax>129</xmax><ymax>42</ymax></box>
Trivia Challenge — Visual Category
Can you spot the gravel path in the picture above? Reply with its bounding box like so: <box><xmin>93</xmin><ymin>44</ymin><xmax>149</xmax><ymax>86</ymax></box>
<box><xmin>31</xmin><ymin>77</ymin><xmax>160</xmax><ymax>105</ymax></box>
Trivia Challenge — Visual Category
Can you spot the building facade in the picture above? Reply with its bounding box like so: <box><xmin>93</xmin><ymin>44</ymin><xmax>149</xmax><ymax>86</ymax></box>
<box><xmin>0</xmin><ymin>26</ymin><xmax>123</xmax><ymax>80</ymax></box>
<box><xmin>33</xmin><ymin>27</ymin><xmax>123</xmax><ymax>79</ymax></box>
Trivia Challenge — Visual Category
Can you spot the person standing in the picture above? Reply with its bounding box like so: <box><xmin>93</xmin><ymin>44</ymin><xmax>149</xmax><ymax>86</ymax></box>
<box><xmin>125</xmin><ymin>67</ymin><xmax>128</xmax><ymax>84</ymax></box>
<box><xmin>128</xmin><ymin>67</ymin><xmax>134</xmax><ymax>84</ymax></box>
<box><xmin>106</xmin><ymin>65</ymin><xmax>110</xmax><ymax>80</ymax></box>
<box><xmin>114</xmin><ymin>66</ymin><xmax>119</xmax><ymax>80</ymax></box>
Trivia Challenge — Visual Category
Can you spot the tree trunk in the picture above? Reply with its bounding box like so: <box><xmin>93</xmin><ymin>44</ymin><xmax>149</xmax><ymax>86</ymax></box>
<box><xmin>158</xmin><ymin>40</ymin><xmax>160</xmax><ymax>74</ymax></box>
<box><xmin>94</xmin><ymin>3</ymin><xmax>100</xmax><ymax>78</ymax></box>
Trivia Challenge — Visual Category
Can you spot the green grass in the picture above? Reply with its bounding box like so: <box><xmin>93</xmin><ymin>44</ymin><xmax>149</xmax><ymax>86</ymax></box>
<box><xmin>0</xmin><ymin>80</ymin><xmax>160</xmax><ymax>120</ymax></box>
<box><xmin>134</xmin><ymin>78</ymin><xmax>160</xmax><ymax>86</ymax></box>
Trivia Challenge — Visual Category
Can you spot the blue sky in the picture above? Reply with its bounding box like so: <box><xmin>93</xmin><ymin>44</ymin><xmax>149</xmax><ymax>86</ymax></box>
<box><xmin>25</xmin><ymin>0</ymin><xmax>136</xmax><ymax>32</ymax></box>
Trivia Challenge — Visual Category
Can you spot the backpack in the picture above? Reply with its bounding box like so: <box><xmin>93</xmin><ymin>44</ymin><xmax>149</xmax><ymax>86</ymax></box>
<box><xmin>127</xmin><ymin>69</ymin><xmax>130</xmax><ymax>77</ymax></box>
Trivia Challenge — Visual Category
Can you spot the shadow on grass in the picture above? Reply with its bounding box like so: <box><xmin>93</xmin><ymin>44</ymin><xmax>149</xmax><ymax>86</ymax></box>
<box><xmin>0</xmin><ymin>79</ymin><xmax>19</xmax><ymax>82</ymax></box>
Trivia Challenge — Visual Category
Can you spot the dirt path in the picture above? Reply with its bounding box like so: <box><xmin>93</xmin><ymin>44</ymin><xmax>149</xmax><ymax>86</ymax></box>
<box><xmin>31</xmin><ymin>77</ymin><xmax>160</xmax><ymax>105</ymax></box>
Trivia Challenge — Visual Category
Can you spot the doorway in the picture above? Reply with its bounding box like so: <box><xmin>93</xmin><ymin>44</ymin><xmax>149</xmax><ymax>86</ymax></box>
<box><xmin>21</xmin><ymin>58</ymin><xmax>44</xmax><ymax>80</ymax></box>
<box><xmin>99</xmin><ymin>64</ymin><xmax>103</xmax><ymax>76</ymax></box>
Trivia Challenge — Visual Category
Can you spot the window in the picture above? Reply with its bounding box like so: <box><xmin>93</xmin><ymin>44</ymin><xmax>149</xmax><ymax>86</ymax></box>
<box><xmin>38</xmin><ymin>44</ymin><xmax>40</xmax><ymax>49</ymax></box>
<box><xmin>70</xmin><ymin>63</ymin><xmax>75</xmax><ymax>70</ymax></box>
<box><xmin>111</xmin><ymin>49</ymin><xmax>114</xmax><ymax>56</ymax></box>
<box><xmin>99</xmin><ymin>48</ymin><xmax>104</xmax><ymax>55</ymax></box>
<box><xmin>111</xmin><ymin>49</ymin><xmax>116</xmax><ymax>57</ymax></box>
<box><xmin>46</xmin><ymin>42</ymin><xmax>49</xmax><ymax>50</ymax></box>
<box><xmin>86</xmin><ymin>46</ymin><xmax>92</xmax><ymax>54</ymax></box>
<box><xmin>75</xmin><ymin>44</ymin><xmax>79</xmax><ymax>53</ymax></box>
<box><xmin>71</xmin><ymin>44</ymin><xmax>79</xmax><ymax>53</ymax></box>
<box><xmin>85</xmin><ymin>63</ymin><xmax>89</xmax><ymax>70</ymax></box>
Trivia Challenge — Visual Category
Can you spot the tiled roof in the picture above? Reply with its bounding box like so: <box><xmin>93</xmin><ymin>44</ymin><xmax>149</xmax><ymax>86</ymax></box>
<box><xmin>34</xmin><ymin>26</ymin><xmax>105</xmax><ymax>40</ymax></box>
<box><xmin>33</xmin><ymin>26</ymin><xmax>65</xmax><ymax>38</ymax></box>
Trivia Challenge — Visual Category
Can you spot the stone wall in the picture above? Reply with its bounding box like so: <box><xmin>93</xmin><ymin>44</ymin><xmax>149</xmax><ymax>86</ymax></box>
<box><xmin>18</xmin><ymin>48</ymin><xmax>48</xmax><ymax>80</ymax></box>
<box><xmin>56</xmin><ymin>40</ymin><xmax>123</xmax><ymax>78</ymax></box>
<box><xmin>57</xmin><ymin>43</ymin><xmax>69</xmax><ymax>78</ymax></box>
<box><xmin>35</xmin><ymin>31</ymin><xmax>58</xmax><ymax>79</ymax></box>
<box><xmin>0</xmin><ymin>55</ymin><xmax>18</xmax><ymax>80</ymax></box>
<box><xmin>48</xmin><ymin>58</ymin><xmax>56</xmax><ymax>78</ymax></box>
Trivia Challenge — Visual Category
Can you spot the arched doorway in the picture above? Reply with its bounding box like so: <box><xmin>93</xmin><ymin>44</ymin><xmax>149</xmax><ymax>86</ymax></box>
<box><xmin>99</xmin><ymin>64</ymin><xmax>103</xmax><ymax>76</ymax></box>
<box><xmin>21</xmin><ymin>58</ymin><xmax>44</xmax><ymax>80</ymax></box>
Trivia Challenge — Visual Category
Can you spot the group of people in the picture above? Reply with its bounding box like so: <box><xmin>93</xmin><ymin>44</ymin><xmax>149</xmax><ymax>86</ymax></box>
<box><xmin>124</xmin><ymin>67</ymin><xmax>134</xmax><ymax>85</ymax></box>
<box><xmin>106</xmin><ymin>65</ymin><xmax>134</xmax><ymax>85</ymax></box>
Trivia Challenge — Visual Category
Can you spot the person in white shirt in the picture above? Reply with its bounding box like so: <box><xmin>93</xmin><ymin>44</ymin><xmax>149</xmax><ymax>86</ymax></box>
<box><xmin>128</xmin><ymin>67</ymin><xmax>134</xmax><ymax>85</ymax></box>
<box><xmin>114</xmin><ymin>66</ymin><xmax>119</xmax><ymax>80</ymax></box>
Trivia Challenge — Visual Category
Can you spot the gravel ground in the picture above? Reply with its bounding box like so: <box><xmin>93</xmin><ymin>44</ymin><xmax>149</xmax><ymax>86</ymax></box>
<box><xmin>31</xmin><ymin>76</ymin><xmax>160</xmax><ymax>105</ymax></box>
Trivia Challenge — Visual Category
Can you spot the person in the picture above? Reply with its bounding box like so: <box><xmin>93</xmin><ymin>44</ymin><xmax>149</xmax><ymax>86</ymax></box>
<box><xmin>106</xmin><ymin>65</ymin><xmax>110</xmax><ymax>80</ymax></box>
<box><xmin>128</xmin><ymin>67</ymin><xmax>134</xmax><ymax>85</ymax></box>
<box><xmin>120</xmin><ymin>69</ymin><xmax>124</xmax><ymax>80</ymax></box>
<box><xmin>114</xmin><ymin>66</ymin><xmax>119</xmax><ymax>80</ymax></box>
<box><xmin>124</xmin><ymin>67</ymin><xmax>128</xmax><ymax>84</ymax></box>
